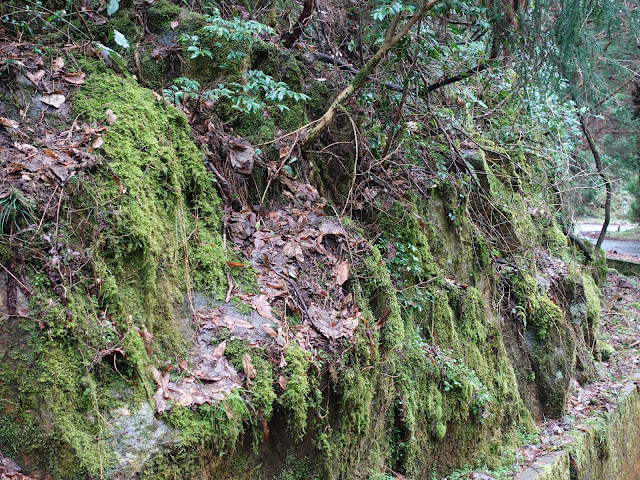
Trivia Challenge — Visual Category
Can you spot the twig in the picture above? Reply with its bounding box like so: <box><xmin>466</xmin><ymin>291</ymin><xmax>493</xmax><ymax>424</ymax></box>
<box><xmin>0</xmin><ymin>261</ymin><xmax>33</xmax><ymax>295</ymax></box>
<box><xmin>274</xmin><ymin>269</ymin><xmax>313</xmax><ymax>324</ymax></box>
<box><xmin>341</xmin><ymin>108</ymin><xmax>359</xmax><ymax>217</ymax></box>
<box><xmin>225</xmin><ymin>273</ymin><xmax>234</xmax><ymax>303</ymax></box>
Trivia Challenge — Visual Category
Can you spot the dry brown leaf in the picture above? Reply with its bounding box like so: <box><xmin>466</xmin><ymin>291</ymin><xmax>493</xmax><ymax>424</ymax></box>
<box><xmin>283</xmin><ymin>240</ymin><xmax>304</xmax><ymax>262</ymax></box>
<box><xmin>0</xmin><ymin>117</ymin><xmax>19</xmax><ymax>129</ymax></box>
<box><xmin>92</xmin><ymin>136</ymin><xmax>103</xmax><ymax>149</ymax></box>
<box><xmin>105</xmin><ymin>108</ymin><xmax>117</xmax><ymax>123</ymax></box>
<box><xmin>170</xmin><ymin>20</ymin><xmax>179</xmax><ymax>29</ymax></box>
<box><xmin>261</xmin><ymin>324</ymin><xmax>278</xmax><ymax>338</ymax></box>
<box><xmin>253</xmin><ymin>294</ymin><xmax>277</xmax><ymax>321</ymax></box>
<box><xmin>242</xmin><ymin>352</ymin><xmax>257</xmax><ymax>388</ymax></box>
<box><xmin>278</xmin><ymin>375</ymin><xmax>287</xmax><ymax>389</ymax></box>
<box><xmin>40</xmin><ymin>93</ymin><xmax>66</xmax><ymax>108</ymax></box>
<box><xmin>177</xmin><ymin>358</ymin><xmax>189</xmax><ymax>371</ymax></box>
<box><xmin>25</xmin><ymin>69</ymin><xmax>46</xmax><ymax>85</ymax></box>
<box><xmin>212</xmin><ymin>340</ymin><xmax>227</xmax><ymax>358</ymax></box>
<box><xmin>334</xmin><ymin>260</ymin><xmax>350</xmax><ymax>286</ymax></box>
<box><xmin>226</xmin><ymin>261</ymin><xmax>247</xmax><ymax>268</ymax></box>
<box><xmin>279</xmin><ymin>144</ymin><xmax>293</xmax><ymax>159</ymax></box>
<box><xmin>228</xmin><ymin>137</ymin><xmax>255</xmax><ymax>174</ymax></box>
<box><xmin>64</xmin><ymin>71</ymin><xmax>86</xmax><ymax>85</ymax></box>
<box><xmin>52</xmin><ymin>56</ymin><xmax>64</xmax><ymax>72</ymax></box>
<box><xmin>42</xmin><ymin>148</ymin><xmax>58</xmax><ymax>159</ymax></box>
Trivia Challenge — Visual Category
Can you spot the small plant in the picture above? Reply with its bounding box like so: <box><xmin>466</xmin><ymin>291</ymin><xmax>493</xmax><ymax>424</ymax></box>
<box><xmin>177</xmin><ymin>34</ymin><xmax>213</xmax><ymax>59</ymax></box>
<box><xmin>163</xmin><ymin>76</ymin><xmax>201</xmax><ymax>105</ymax></box>
<box><xmin>0</xmin><ymin>186</ymin><xmax>35</xmax><ymax>233</ymax></box>
<box><xmin>202</xmin><ymin>7</ymin><xmax>274</xmax><ymax>44</ymax></box>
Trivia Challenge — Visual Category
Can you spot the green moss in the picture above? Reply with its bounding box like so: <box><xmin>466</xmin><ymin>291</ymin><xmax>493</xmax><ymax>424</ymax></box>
<box><xmin>280</xmin><ymin>344</ymin><xmax>315</xmax><ymax>440</ymax></box>
<box><xmin>275</xmin><ymin>453</ymin><xmax>320</xmax><ymax>480</ymax></box>
<box><xmin>473</xmin><ymin>235</ymin><xmax>491</xmax><ymax>270</ymax></box>
<box><xmin>598</xmin><ymin>343</ymin><xmax>615</xmax><ymax>361</ymax></box>
<box><xmin>223</xmin><ymin>339</ymin><xmax>276</xmax><ymax>423</ymax></box>
<box><xmin>163</xmin><ymin>391</ymin><xmax>249</xmax><ymax>450</ymax></box>
<box><xmin>360</xmin><ymin>246</ymin><xmax>405</xmax><ymax>349</ymax></box>
<box><xmin>582</xmin><ymin>273</ymin><xmax>601</xmax><ymax>349</ymax></box>
<box><xmin>72</xmin><ymin>72</ymin><xmax>226</xmax><ymax>330</ymax></box>
<box><xmin>146</xmin><ymin>0</ymin><xmax>182</xmax><ymax>33</ymax></box>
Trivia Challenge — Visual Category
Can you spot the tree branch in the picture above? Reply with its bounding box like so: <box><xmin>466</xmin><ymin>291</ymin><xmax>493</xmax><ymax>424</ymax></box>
<box><xmin>576</xmin><ymin>106</ymin><xmax>611</xmax><ymax>249</ymax></box>
<box><xmin>303</xmin><ymin>0</ymin><xmax>440</xmax><ymax>146</ymax></box>
<box><xmin>281</xmin><ymin>0</ymin><xmax>316</xmax><ymax>48</ymax></box>
<box><xmin>423</xmin><ymin>62</ymin><xmax>489</xmax><ymax>94</ymax></box>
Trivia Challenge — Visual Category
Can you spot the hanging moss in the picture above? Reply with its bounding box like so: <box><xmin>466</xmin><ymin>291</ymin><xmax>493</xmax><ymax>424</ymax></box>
<box><xmin>280</xmin><ymin>344</ymin><xmax>317</xmax><ymax>440</ymax></box>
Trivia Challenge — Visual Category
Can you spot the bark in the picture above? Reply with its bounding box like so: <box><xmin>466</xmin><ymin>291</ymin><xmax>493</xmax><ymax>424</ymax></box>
<box><xmin>303</xmin><ymin>0</ymin><xmax>440</xmax><ymax>146</ymax></box>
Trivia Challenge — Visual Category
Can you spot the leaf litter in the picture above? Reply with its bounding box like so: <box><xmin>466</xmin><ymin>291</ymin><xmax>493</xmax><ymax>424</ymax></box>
<box><xmin>152</xmin><ymin>163</ymin><xmax>373</xmax><ymax>412</ymax></box>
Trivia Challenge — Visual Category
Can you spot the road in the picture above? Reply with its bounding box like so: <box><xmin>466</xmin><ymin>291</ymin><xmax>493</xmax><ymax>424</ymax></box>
<box><xmin>576</xmin><ymin>222</ymin><xmax>640</xmax><ymax>257</ymax></box>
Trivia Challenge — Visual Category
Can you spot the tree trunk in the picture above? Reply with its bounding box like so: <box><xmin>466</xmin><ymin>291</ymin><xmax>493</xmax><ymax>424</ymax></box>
<box><xmin>577</xmin><ymin>112</ymin><xmax>611</xmax><ymax>249</ymax></box>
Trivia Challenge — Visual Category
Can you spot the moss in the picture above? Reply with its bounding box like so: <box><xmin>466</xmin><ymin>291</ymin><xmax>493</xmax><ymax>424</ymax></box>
<box><xmin>589</xmin><ymin>248</ymin><xmax>609</xmax><ymax>286</ymax></box>
<box><xmin>280</xmin><ymin>344</ymin><xmax>315</xmax><ymax>440</ymax></box>
<box><xmin>146</xmin><ymin>0</ymin><xmax>182</xmax><ymax>33</ymax></box>
<box><xmin>72</xmin><ymin>72</ymin><xmax>226</xmax><ymax>327</ymax></box>
<box><xmin>598</xmin><ymin>343</ymin><xmax>615</xmax><ymax>361</ymax></box>
<box><xmin>582</xmin><ymin>273</ymin><xmax>601</xmax><ymax>349</ymax></box>
<box><xmin>223</xmin><ymin>339</ymin><xmax>277</xmax><ymax>422</ymax></box>
<box><xmin>473</xmin><ymin>235</ymin><xmax>491</xmax><ymax>270</ymax></box>
<box><xmin>0</xmin><ymin>67</ymin><xmax>232</xmax><ymax>477</ymax></box>
<box><xmin>163</xmin><ymin>391</ymin><xmax>249</xmax><ymax>450</ymax></box>
<box><xmin>274</xmin><ymin>453</ymin><xmax>320</xmax><ymax>480</ymax></box>
<box><xmin>360</xmin><ymin>246</ymin><xmax>405</xmax><ymax>349</ymax></box>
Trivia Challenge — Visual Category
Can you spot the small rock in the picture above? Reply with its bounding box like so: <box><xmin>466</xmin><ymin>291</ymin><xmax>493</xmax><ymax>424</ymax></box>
<box><xmin>1</xmin><ymin>456</ymin><xmax>22</xmax><ymax>474</ymax></box>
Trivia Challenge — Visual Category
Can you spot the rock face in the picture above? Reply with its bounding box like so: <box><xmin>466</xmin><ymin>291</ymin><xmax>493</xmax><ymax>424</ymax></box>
<box><xmin>105</xmin><ymin>403</ymin><xmax>177</xmax><ymax>479</ymax></box>
<box><xmin>0</xmin><ymin>37</ymin><xmax>603</xmax><ymax>480</ymax></box>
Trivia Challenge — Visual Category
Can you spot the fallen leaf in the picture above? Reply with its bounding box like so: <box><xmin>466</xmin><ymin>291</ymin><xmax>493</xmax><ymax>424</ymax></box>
<box><xmin>253</xmin><ymin>294</ymin><xmax>277</xmax><ymax>322</ymax></box>
<box><xmin>261</xmin><ymin>324</ymin><xmax>278</xmax><ymax>337</ymax></box>
<box><xmin>228</xmin><ymin>137</ymin><xmax>255</xmax><ymax>174</ymax></box>
<box><xmin>42</xmin><ymin>148</ymin><xmax>58</xmax><ymax>159</ymax></box>
<box><xmin>334</xmin><ymin>260</ymin><xmax>350</xmax><ymax>286</ymax></box>
<box><xmin>242</xmin><ymin>352</ymin><xmax>257</xmax><ymax>387</ymax></box>
<box><xmin>40</xmin><ymin>93</ymin><xmax>66</xmax><ymax>108</ymax></box>
<box><xmin>212</xmin><ymin>340</ymin><xmax>227</xmax><ymax>358</ymax></box>
<box><xmin>105</xmin><ymin>108</ymin><xmax>117</xmax><ymax>123</ymax></box>
<box><xmin>260</xmin><ymin>413</ymin><xmax>269</xmax><ymax>438</ymax></box>
<box><xmin>0</xmin><ymin>117</ymin><xmax>19</xmax><ymax>129</ymax></box>
<box><xmin>278</xmin><ymin>375</ymin><xmax>287</xmax><ymax>389</ymax></box>
<box><xmin>283</xmin><ymin>240</ymin><xmax>304</xmax><ymax>262</ymax></box>
<box><xmin>64</xmin><ymin>71</ymin><xmax>86</xmax><ymax>85</ymax></box>
<box><xmin>226</xmin><ymin>261</ymin><xmax>247</xmax><ymax>268</ymax></box>
<box><xmin>279</xmin><ymin>144</ymin><xmax>293</xmax><ymax>159</ymax></box>
<box><xmin>25</xmin><ymin>69</ymin><xmax>46</xmax><ymax>85</ymax></box>
<box><xmin>177</xmin><ymin>358</ymin><xmax>189</xmax><ymax>371</ymax></box>
<box><xmin>170</xmin><ymin>20</ymin><xmax>179</xmax><ymax>29</ymax></box>
<box><xmin>52</xmin><ymin>56</ymin><xmax>64</xmax><ymax>72</ymax></box>
<box><xmin>92</xmin><ymin>136</ymin><xmax>103</xmax><ymax>149</ymax></box>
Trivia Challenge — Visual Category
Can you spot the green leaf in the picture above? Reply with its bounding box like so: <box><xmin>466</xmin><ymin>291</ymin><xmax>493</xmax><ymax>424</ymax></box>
<box><xmin>106</xmin><ymin>0</ymin><xmax>119</xmax><ymax>16</ymax></box>
<box><xmin>94</xmin><ymin>42</ymin><xmax>129</xmax><ymax>74</ymax></box>
<box><xmin>113</xmin><ymin>29</ymin><xmax>130</xmax><ymax>49</ymax></box>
